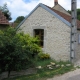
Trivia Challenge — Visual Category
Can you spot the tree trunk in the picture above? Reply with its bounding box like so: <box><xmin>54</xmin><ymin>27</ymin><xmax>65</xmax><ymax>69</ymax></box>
<box><xmin>8</xmin><ymin>70</ymin><xmax>10</xmax><ymax>78</ymax></box>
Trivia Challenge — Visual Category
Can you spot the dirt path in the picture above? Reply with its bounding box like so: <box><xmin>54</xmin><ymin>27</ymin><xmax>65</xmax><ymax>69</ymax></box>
<box><xmin>47</xmin><ymin>68</ymin><xmax>80</xmax><ymax>80</ymax></box>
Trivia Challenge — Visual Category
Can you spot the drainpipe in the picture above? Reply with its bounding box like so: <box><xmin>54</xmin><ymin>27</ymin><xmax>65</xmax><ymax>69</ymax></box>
<box><xmin>71</xmin><ymin>0</ymin><xmax>77</xmax><ymax>63</ymax></box>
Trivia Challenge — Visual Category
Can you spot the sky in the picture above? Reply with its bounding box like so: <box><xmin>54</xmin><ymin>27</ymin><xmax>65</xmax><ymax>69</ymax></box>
<box><xmin>0</xmin><ymin>0</ymin><xmax>80</xmax><ymax>22</ymax></box>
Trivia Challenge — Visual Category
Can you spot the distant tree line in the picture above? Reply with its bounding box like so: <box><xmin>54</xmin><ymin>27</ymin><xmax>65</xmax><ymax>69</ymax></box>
<box><xmin>68</xmin><ymin>9</ymin><xmax>80</xmax><ymax>20</ymax></box>
<box><xmin>14</xmin><ymin>16</ymin><xmax>25</xmax><ymax>23</ymax></box>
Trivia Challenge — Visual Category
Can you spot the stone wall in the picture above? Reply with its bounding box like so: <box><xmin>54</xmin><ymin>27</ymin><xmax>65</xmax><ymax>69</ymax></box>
<box><xmin>0</xmin><ymin>68</ymin><xmax>36</xmax><ymax>80</ymax></box>
<box><xmin>19</xmin><ymin>6</ymin><xmax>71</xmax><ymax>61</ymax></box>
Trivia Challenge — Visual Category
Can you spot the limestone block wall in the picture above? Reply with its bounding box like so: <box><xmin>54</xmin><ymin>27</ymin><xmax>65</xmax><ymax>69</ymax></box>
<box><xmin>45</xmin><ymin>22</ymin><xmax>71</xmax><ymax>61</ymax></box>
<box><xmin>19</xmin><ymin>6</ymin><xmax>71</xmax><ymax>61</ymax></box>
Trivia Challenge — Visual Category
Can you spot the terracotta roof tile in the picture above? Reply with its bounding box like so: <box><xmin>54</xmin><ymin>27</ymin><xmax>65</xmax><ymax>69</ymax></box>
<box><xmin>0</xmin><ymin>10</ymin><xmax>9</xmax><ymax>25</ymax></box>
<box><xmin>47</xmin><ymin>5</ymin><xmax>80</xmax><ymax>29</ymax></box>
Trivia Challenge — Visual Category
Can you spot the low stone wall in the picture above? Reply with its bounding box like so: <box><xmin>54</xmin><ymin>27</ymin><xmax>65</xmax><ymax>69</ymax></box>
<box><xmin>0</xmin><ymin>68</ymin><xmax>36</xmax><ymax>80</ymax></box>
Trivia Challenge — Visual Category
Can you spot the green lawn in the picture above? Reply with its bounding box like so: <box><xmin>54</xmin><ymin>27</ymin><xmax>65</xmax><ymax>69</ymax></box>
<box><xmin>3</xmin><ymin>59</ymin><xmax>74</xmax><ymax>80</ymax></box>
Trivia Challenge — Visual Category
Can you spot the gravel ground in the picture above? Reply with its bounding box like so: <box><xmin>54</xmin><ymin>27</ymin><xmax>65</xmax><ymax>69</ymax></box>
<box><xmin>47</xmin><ymin>69</ymin><xmax>80</xmax><ymax>80</ymax></box>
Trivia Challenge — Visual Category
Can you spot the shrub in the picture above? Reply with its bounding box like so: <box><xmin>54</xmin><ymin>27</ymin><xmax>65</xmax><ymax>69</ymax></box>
<box><xmin>38</xmin><ymin>52</ymin><xmax>50</xmax><ymax>60</ymax></box>
<box><xmin>0</xmin><ymin>28</ymin><xmax>42</xmax><ymax>78</ymax></box>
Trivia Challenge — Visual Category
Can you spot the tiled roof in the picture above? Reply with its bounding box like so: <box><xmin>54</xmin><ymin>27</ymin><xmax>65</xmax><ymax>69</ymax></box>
<box><xmin>47</xmin><ymin>6</ymin><xmax>80</xmax><ymax>29</ymax></box>
<box><xmin>0</xmin><ymin>10</ymin><xmax>9</xmax><ymax>25</ymax></box>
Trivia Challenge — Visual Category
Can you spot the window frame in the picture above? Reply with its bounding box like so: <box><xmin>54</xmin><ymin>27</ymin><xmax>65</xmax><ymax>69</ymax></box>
<box><xmin>34</xmin><ymin>29</ymin><xmax>44</xmax><ymax>47</ymax></box>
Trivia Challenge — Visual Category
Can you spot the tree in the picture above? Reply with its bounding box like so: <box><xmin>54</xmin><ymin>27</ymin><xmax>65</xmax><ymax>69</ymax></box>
<box><xmin>68</xmin><ymin>9</ymin><xmax>80</xmax><ymax>20</ymax></box>
<box><xmin>0</xmin><ymin>28</ymin><xmax>41</xmax><ymax>78</ymax></box>
<box><xmin>0</xmin><ymin>3</ymin><xmax>12</xmax><ymax>21</ymax></box>
<box><xmin>14</xmin><ymin>16</ymin><xmax>25</xmax><ymax>23</ymax></box>
<box><xmin>77</xmin><ymin>9</ymin><xmax>80</xmax><ymax>20</ymax></box>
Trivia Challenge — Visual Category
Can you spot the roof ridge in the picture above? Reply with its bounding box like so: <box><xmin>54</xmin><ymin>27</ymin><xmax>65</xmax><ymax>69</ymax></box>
<box><xmin>16</xmin><ymin>3</ymin><xmax>80</xmax><ymax>29</ymax></box>
<box><xmin>45</xmin><ymin>4</ymin><xmax>71</xmax><ymax>16</ymax></box>
<box><xmin>45</xmin><ymin>5</ymin><xmax>80</xmax><ymax>29</ymax></box>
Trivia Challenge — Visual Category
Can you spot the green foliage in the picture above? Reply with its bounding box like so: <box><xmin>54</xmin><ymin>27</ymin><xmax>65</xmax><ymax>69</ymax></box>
<box><xmin>77</xmin><ymin>9</ymin><xmax>80</xmax><ymax>20</ymax></box>
<box><xmin>38</xmin><ymin>52</ymin><xmax>50</xmax><ymax>60</ymax></box>
<box><xmin>67</xmin><ymin>10</ymin><xmax>71</xmax><ymax>14</ymax></box>
<box><xmin>14</xmin><ymin>16</ymin><xmax>25</xmax><ymax>23</ymax></box>
<box><xmin>16</xmin><ymin>33</ymin><xmax>41</xmax><ymax>57</ymax></box>
<box><xmin>4</xmin><ymin>60</ymin><xmax>74</xmax><ymax>80</ymax></box>
<box><xmin>0</xmin><ymin>3</ymin><xmax>12</xmax><ymax>21</ymax></box>
<box><xmin>0</xmin><ymin>28</ymin><xmax>41</xmax><ymax>78</ymax></box>
<box><xmin>68</xmin><ymin>9</ymin><xmax>80</xmax><ymax>20</ymax></box>
<box><xmin>35</xmin><ymin>59</ymin><xmax>53</xmax><ymax>67</ymax></box>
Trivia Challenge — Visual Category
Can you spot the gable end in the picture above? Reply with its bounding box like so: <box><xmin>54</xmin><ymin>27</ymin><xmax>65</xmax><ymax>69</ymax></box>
<box><xmin>16</xmin><ymin>3</ymin><xmax>71</xmax><ymax>30</ymax></box>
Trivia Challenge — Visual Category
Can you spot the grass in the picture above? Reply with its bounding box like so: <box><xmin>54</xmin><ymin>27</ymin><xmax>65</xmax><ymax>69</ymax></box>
<box><xmin>3</xmin><ymin>59</ymin><xmax>74</xmax><ymax>80</ymax></box>
<box><xmin>35</xmin><ymin>59</ymin><xmax>54</xmax><ymax>67</ymax></box>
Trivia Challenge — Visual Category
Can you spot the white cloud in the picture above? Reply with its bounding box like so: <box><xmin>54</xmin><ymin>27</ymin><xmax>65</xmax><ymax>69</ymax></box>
<box><xmin>0</xmin><ymin>0</ymin><xmax>80</xmax><ymax>22</ymax></box>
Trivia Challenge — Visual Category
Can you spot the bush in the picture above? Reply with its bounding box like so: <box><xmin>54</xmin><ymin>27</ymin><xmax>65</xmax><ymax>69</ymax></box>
<box><xmin>0</xmin><ymin>28</ymin><xmax>42</xmax><ymax>78</ymax></box>
<box><xmin>38</xmin><ymin>52</ymin><xmax>50</xmax><ymax>60</ymax></box>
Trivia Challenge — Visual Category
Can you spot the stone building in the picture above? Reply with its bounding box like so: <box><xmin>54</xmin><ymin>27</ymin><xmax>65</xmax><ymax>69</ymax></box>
<box><xmin>16</xmin><ymin>0</ymin><xmax>80</xmax><ymax>62</ymax></box>
<box><xmin>0</xmin><ymin>10</ymin><xmax>9</xmax><ymax>30</ymax></box>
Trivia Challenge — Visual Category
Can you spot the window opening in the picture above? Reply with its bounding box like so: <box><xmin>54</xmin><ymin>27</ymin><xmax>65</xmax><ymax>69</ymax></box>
<box><xmin>34</xmin><ymin>29</ymin><xmax>44</xmax><ymax>47</ymax></box>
